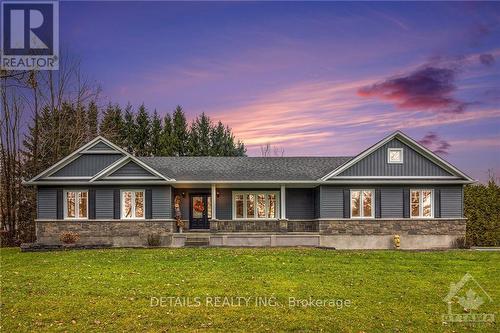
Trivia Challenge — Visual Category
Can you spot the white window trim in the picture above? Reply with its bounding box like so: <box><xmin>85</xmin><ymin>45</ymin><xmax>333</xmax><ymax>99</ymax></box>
<box><xmin>120</xmin><ymin>189</ymin><xmax>146</xmax><ymax>220</ymax></box>
<box><xmin>410</xmin><ymin>189</ymin><xmax>434</xmax><ymax>219</ymax></box>
<box><xmin>63</xmin><ymin>189</ymin><xmax>89</xmax><ymax>220</ymax></box>
<box><xmin>387</xmin><ymin>148</ymin><xmax>404</xmax><ymax>164</ymax></box>
<box><xmin>350</xmin><ymin>189</ymin><xmax>375</xmax><ymax>219</ymax></box>
<box><xmin>232</xmin><ymin>191</ymin><xmax>280</xmax><ymax>220</ymax></box>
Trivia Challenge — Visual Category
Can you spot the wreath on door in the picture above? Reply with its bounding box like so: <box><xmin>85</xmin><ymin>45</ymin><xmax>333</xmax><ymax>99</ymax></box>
<box><xmin>193</xmin><ymin>199</ymin><xmax>205</xmax><ymax>213</ymax></box>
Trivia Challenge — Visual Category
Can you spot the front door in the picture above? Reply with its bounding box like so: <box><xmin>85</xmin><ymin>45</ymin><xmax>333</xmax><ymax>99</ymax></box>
<box><xmin>189</xmin><ymin>194</ymin><xmax>211</xmax><ymax>229</ymax></box>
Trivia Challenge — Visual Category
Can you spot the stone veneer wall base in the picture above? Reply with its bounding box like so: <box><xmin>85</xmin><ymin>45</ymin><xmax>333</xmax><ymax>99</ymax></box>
<box><xmin>35</xmin><ymin>218</ymin><xmax>466</xmax><ymax>249</ymax></box>
<box><xmin>36</xmin><ymin>220</ymin><xmax>175</xmax><ymax>247</ymax></box>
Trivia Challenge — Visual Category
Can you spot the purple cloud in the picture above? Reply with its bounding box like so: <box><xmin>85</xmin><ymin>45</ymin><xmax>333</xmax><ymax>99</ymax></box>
<box><xmin>419</xmin><ymin>132</ymin><xmax>451</xmax><ymax>155</ymax></box>
<box><xmin>479</xmin><ymin>54</ymin><xmax>495</xmax><ymax>66</ymax></box>
<box><xmin>358</xmin><ymin>66</ymin><xmax>468</xmax><ymax>113</ymax></box>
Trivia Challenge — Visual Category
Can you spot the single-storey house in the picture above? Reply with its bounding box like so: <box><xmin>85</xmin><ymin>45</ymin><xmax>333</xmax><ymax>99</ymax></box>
<box><xmin>26</xmin><ymin>131</ymin><xmax>473</xmax><ymax>249</ymax></box>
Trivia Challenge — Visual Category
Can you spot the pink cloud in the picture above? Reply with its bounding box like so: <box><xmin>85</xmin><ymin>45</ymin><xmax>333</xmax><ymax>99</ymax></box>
<box><xmin>358</xmin><ymin>66</ymin><xmax>469</xmax><ymax>114</ymax></box>
<box><xmin>418</xmin><ymin>132</ymin><xmax>451</xmax><ymax>155</ymax></box>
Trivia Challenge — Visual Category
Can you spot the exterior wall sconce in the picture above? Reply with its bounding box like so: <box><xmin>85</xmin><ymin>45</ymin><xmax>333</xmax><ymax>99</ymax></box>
<box><xmin>216</xmin><ymin>191</ymin><xmax>220</xmax><ymax>198</ymax></box>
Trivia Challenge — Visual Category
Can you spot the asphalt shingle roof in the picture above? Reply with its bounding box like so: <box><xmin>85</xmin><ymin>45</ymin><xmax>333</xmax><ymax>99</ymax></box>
<box><xmin>138</xmin><ymin>156</ymin><xmax>352</xmax><ymax>181</ymax></box>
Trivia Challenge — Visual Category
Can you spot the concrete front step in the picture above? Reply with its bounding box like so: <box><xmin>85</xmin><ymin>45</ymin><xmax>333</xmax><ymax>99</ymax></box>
<box><xmin>184</xmin><ymin>236</ymin><xmax>210</xmax><ymax>247</ymax></box>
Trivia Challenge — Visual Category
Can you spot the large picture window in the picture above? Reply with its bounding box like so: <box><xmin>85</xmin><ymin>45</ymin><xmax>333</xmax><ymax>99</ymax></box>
<box><xmin>351</xmin><ymin>189</ymin><xmax>374</xmax><ymax>218</ymax></box>
<box><xmin>233</xmin><ymin>191</ymin><xmax>279</xmax><ymax>219</ymax></box>
<box><xmin>411</xmin><ymin>189</ymin><xmax>433</xmax><ymax>218</ymax></box>
<box><xmin>64</xmin><ymin>190</ymin><xmax>88</xmax><ymax>219</ymax></box>
<box><xmin>121</xmin><ymin>190</ymin><xmax>145</xmax><ymax>219</ymax></box>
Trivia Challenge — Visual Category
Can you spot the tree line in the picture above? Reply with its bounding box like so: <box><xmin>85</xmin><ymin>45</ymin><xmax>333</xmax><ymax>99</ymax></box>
<box><xmin>99</xmin><ymin>104</ymin><xmax>245</xmax><ymax>157</ymax></box>
<box><xmin>1</xmin><ymin>56</ymin><xmax>245</xmax><ymax>245</ymax></box>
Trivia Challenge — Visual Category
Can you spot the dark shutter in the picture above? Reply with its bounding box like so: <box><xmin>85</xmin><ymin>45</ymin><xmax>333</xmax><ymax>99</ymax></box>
<box><xmin>375</xmin><ymin>188</ymin><xmax>381</xmax><ymax>218</ymax></box>
<box><xmin>56</xmin><ymin>188</ymin><xmax>63</xmax><ymax>219</ymax></box>
<box><xmin>113</xmin><ymin>189</ymin><xmax>120</xmax><ymax>219</ymax></box>
<box><xmin>434</xmin><ymin>189</ymin><xmax>441</xmax><ymax>218</ymax></box>
<box><xmin>145</xmin><ymin>189</ymin><xmax>153</xmax><ymax>219</ymax></box>
<box><xmin>89</xmin><ymin>189</ymin><xmax>96</xmax><ymax>219</ymax></box>
<box><xmin>343</xmin><ymin>189</ymin><xmax>350</xmax><ymax>218</ymax></box>
<box><xmin>403</xmin><ymin>187</ymin><xmax>410</xmax><ymax>218</ymax></box>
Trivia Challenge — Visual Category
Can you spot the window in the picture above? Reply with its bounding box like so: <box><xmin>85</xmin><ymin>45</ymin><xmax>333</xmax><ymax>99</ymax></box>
<box><xmin>388</xmin><ymin>148</ymin><xmax>403</xmax><ymax>164</ymax></box>
<box><xmin>64</xmin><ymin>190</ymin><xmax>88</xmax><ymax>219</ymax></box>
<box><xmin>411</xmin><ymin>189</ymin><xmax>433</xmax><ymax>218</ymax></box>
<box><xmin>233</xmin><ymin>191</ymin><xmax>280</xmax><ymax>219</ymax></box>
<box><xmin>121</xmin><ymin>190</ymin><xmax>145</xmax><ymax>219</ymax></box>
<box><xmin>351</xmin><ymin>190</ymin><xmax>374</xmax><ymax>218</ymax></box>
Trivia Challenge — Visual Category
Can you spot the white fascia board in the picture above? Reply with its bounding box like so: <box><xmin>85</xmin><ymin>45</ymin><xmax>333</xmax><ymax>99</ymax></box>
<box><xmin>325</xmin><ymin>179</ymin><xmax>473</xmax><ymax>184</ymax></box>
<box><xmin>332</xmin><ymin>176</ymin><xmax>462</xmax><ymax>179</ymax></box>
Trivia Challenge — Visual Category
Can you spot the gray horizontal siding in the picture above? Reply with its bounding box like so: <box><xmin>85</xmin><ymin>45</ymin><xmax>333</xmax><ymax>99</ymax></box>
<box><xmin>152</xmin><ymin>186</ymin><xmax>172</xmax><ymax>219</ymax></box>
<box><xmin>95</xmin><ymin>188</ymin><xmax>114</xmax><ymax>219</ymax></box>
<box><xmin>319</xmin><ymin>186</ymin><xmax>343</xmax><ymax>218</ymax></box>
<box><xmin>216</xmin><ymin>189</ymin><xmax>232</xmax><ymax>220</ymax></box>
<box><xmin>339</xmin><ymin>138</ymin><xmax>452</xmax><ymax>177</ymax></box>
<box><xmin>37</xmin><ymin>187</ymin><xmax>57</xmax><ymax>219</ymax></box>
<box><xmin>109</xmin><ymin>161</ymin><xmax>156</xmax><ymax>177</ymax></box>
<box><xmin>51</xmin><ymin>154</ymin><xmax>122</xmax><ymax>177</ymax></box>
<box><xmin>286</xmin><ymin>188</ymin><xmax>315</xmax><ymax>219</ymax></box>
<box><xmin>440</xmin><ymin>186</ymin><xmax>463</xmax><ymax>218</ymax></box>
<box><xmin>381</xmin><ymin>187</ymin><xmax>403</xmax><ymax>218</ymax></box>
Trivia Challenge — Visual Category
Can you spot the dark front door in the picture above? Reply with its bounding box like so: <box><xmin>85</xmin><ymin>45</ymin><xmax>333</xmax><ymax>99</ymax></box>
<box><xmin>189</xmin><ymin>194</ymin><xmax>211</xmax><ymax>229</ymax></box>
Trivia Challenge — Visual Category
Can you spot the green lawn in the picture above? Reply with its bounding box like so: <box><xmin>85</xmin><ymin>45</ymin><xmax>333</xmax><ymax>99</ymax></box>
<box><xmin>1</xmin><ymin>248</ymin><xmax>498</xmax><ymax>332</ymax></box>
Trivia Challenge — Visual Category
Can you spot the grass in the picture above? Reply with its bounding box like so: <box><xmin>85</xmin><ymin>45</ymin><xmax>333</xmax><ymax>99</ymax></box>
<box><xmin>0</xmin><ymin>248</ymin><xmax>498</xmax><ymax>332</ymax></box>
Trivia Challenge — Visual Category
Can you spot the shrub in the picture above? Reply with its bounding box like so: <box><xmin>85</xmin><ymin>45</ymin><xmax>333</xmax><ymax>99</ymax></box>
<box><xmin>464</xmin><ymin>180</ymin><xmax>500</xmax><ymax>246</ymax></box>
<box><xmin>147</xmin><ymin>234</ymin><xmax>161</xmax><ymax>247</ymax></box>
<box><xmin>452</xmin><ymin>236</ymin><xmax>470</xmax><ymax>249</ymax></box>
<box><xmin>59</xmin><ymin>232</ymin><xmax>80</xmax><ymax>244</ymax></box>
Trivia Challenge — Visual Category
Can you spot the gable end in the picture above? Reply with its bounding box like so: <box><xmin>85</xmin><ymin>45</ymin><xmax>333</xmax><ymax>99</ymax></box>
<box><xmin>107</xmin><ymin>161</ymin><xmax>159</xmax><ymax>178</ymax></box>
<box><xmin>50</xmin><ymin>154</ymin><xmax>123</xmax><ymax>177</ymax></box>
<box><xmin>338</xmin><ymin>138</ymin><xmax>452</xmax><ymax>177</ymax></box>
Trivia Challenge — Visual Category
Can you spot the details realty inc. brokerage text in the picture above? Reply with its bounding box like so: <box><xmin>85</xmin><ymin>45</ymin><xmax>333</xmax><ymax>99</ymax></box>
<box><xmin>151</xmin><ymin>296</ymin><xmax>352</xmax><ymax>309</ymax></box>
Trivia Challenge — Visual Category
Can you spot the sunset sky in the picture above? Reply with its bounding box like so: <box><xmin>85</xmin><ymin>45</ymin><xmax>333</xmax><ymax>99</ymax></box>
<box><xmin>61</xmin><ymin>1</ymin><xmax>499</xmax><ymax>182</ymax></box>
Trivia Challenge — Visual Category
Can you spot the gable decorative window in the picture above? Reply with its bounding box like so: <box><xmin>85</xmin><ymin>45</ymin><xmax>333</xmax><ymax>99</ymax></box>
<box><xmin>351</xmin><ymin>189</ymin><xmax>374</xmax><ymax>218</ymax></box>
<box><xmin>411</xmin><ymin>189</ymin><xmax>433</xmax><ymax>218</ymax></box>
<box><xmin>233</xmin><ymin>191</ymin><xmax>279</xmax><ymax>219</ymax></box>
<box><xmin>121</xmin><ymin>190</ymin><xmax>145</xmax><ymax>219</ymax></box>
<box><xmin>64</xmin><ymin>190</ymin><xmax>88</xmax><ymax>219</ymax></box>
<box><xmin>388</xmin><ymin>148</ymin><xmax>403</xmax><ymax>164</ymax></box>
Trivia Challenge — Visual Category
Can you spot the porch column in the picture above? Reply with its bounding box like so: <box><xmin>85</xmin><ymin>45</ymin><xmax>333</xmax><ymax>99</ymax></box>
<box><xmin>211</xmin><ymin>184</ymin><xmax>217</xmax><ymax>220</ymax></box>
<box><xmin>280</xmin><ymin>185</ymin><xmax>286</xmax><ymax>219</ymax></box>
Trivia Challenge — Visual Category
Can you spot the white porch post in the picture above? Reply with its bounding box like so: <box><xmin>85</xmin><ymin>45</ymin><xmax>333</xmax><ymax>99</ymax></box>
<box><xmin>280</xmin><ymin>185</ymin><xmax>286</xmax><ymax>219</ymax></box>
<box><xmin>211</xmin><ymin>184</ymin><xmax>217</xmax><ymax>220</ymax></box>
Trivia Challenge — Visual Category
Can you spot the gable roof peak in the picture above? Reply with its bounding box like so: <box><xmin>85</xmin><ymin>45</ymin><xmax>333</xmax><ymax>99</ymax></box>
<box><xmin>320</xmin><ymin>130</ymin><xmax>474</xmax><ymax>182</ymax></box>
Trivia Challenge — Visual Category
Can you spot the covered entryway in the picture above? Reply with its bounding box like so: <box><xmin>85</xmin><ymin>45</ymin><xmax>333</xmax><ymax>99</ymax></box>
<box><xmin>189</xmin><ymin>194</ymin><xmax>211</xmax><ymax>229</ymax></box>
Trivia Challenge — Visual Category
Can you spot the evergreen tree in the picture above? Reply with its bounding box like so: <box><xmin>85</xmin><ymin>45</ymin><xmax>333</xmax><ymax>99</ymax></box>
<box><xmin>160</xmin><ymin>114</ymin><xmax>173</xmax><ymax>156</ymax></box>
<box><xmin>172</xmin><ymin>105</ymin><xmax>189</xmax><ymax>156</ymax></box>
<box><xmin>150</xmin><ymin>110</ymin><xmax>162</xmax><ymax>156</ymax></box>
<box><xmin>210</xmin><ymin>121</ymin><xmax>226</xmax><ymax>156</ymax></box>
<box><xmin>122</xmin><ymin>104</ymin><xmax>136</xmax><ymax>154</ymax></box>
<box><xmin>87</xmin><ymin>100</ymin><xmax>99</xmax><ymax>140</ymax></box>
<box><xmin>196</xmin><ymin>113</ymin><xmax>212</xmax><ymax>156</ymax></box>
<box><xmin>135</xmin><ymin>104</ymin><xmax>151</xmax><ymax>156</ymax></box>
<box><xmin>99</xmin><ymin>103</ymin><xmax>124</xmax><ymax>146</ymax></box>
